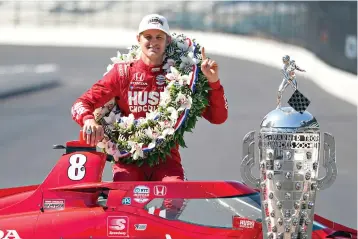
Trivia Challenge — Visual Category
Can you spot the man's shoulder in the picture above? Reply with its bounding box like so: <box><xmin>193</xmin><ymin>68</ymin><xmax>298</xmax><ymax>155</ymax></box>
<box><xmin>112</xmin><ymin>62</ymin><xmax>132</xmax><ymax>78</ymax></box>
<box><xmin>114</xmin><ymin>60</ymin><xmax>140</xmax><ymax>73</ymax></box>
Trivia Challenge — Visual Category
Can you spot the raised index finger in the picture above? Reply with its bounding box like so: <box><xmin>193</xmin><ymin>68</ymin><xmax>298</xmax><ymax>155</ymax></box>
<box><xmin>201</xmin><ymin>47</ymin><xmax>206</xmax><ymax>60</ymax></box>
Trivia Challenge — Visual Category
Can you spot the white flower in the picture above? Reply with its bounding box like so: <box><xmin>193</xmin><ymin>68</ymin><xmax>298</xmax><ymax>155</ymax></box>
<box><xmin>144</xmin><ymin>127</ymin><xmax>163</xmax><ymax>149</ymax></box>
<box><xmin>110</xmin><ymin>51</ymin><xmax>123</xmax><ymax>63</ymax></box>
<box><xmin>136</xmin><ymin>117</ymin><xmax>147</xmax><ymax>125</ymax></box>
<box><xmin>162</xmin><ymin>127</ymin><xmax>175</xmax><ymax>138</ymax></box>
<box><xmin>123</xmin><ymin>54</ymin><xmax>133</xmax><ymax>62</ymax></box>
<box><xmin>128</xmin><ymin>141</ymin><xmax>144</xmax><ymax>160</ymax></box>
<box><xmin>159</xmin><ymin>90</ymin><xmax>171</xmax><ymax>107</ymax></box>
<box><xmin>179</xmin><ymin>51</ymin><xmax>199</xmax><ymax>70</ymax></box>
<box><xmin>163</xmin><ymin>59</ymin><xmax>176</xmax><ymax>72</ymax></box>
<box><xmin>178</xmin><ymin>73</ymin><xmax>192</xmax><ymax>86</ymax></box>
<box><xmin>166</xmin><ymin>106</ymin><xmax>178</xmax><ymax>123</ymax></box>
<box><xmin>166</xmin><ymin>79</ymin><xmax>177</xmax><ymax>89</ymax></box>
<box><xmin>188</xmin><ymin>44</ymin><xmax>196</xmax><ymax>53</ymax></box>
<box><xmin>104</xmin><ymin>64</ymin><xmax>114</xmax><ymax>76</ymax></box>
<box><xmin>176</xmin><ymin>93</ymin><xmax>192</xmax><ymax>112</ymax></box>
<box><xmin>118</xmin><ymin>114</ymin><xmax>135</xmax><ymax>129</ymax></box>
<box><xmin>146</xmin><ymin>111</ymin><xmax>160</xmax><ymax>121</ymax></box>
<box><xmin>131</xmin><ymin>46</ymin><xmax>142</xmax><ymax>59</ymax></box>
<box><xmin>159</xmin><ymin>119</ymin><xmax>172</xmax><ymax>129</ymax></box>
<box><xmin>165</xmin><ymin>66</ymin><xmax>180</xmax><ymax>81</ymax></box>
<box><xmin>177</xmin><ymin>40</ymin><xmax>189</xmax><ymax>52</ymax></box>
<box><xmin>145</xmin><ymin>127</ymin><xmax>159</xmax><ymax>139</ymax></box>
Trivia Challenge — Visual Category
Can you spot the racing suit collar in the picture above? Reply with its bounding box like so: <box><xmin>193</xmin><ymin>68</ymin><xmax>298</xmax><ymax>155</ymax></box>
<box><xmin>137</xmin><ymin>58</ymin><xmax>164</xmax><ymax>73</ymax></box>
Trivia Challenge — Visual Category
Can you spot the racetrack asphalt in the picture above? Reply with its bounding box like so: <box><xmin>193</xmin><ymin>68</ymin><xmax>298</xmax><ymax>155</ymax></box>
<box><xmin>0</xmin><ymin>45</ymin><xmax>356</xmax><ymax>229</ymax></box>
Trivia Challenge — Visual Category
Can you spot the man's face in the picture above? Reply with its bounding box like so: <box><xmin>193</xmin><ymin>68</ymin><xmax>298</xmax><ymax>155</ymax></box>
<box><xmin>137</xmin><ymin>29</ymin><xmax>169</xmax><ymax>61</ymax></box>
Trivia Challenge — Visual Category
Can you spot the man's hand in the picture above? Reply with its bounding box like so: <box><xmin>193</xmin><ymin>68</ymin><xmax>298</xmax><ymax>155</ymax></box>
<box><xmin>200</xmin><ymin>47</ymin><xmax>219</xmax><ymax>83</ymax></box>
<box><xmin>83</xmin><ymin>119</ymin><xmax>104</xmax><ymax>146</ymax></box>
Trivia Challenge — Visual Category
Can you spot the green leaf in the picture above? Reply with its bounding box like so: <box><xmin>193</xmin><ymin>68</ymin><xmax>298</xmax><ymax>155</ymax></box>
<box><xmin>178</xmin><ymin>136</ymin><xmax>187</xmax><ymax>148</ymax></box>
<box><xmin>136</xmin><ymin>160</ymin><xmax>144</xmax><ymax>167</ymax></box>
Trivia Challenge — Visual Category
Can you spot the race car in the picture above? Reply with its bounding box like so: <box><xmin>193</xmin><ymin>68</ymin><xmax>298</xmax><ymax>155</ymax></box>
<box><xmin>0</xmin><ymin>134</ymin><xmax>356</xmax><ymax>239</ymax></box>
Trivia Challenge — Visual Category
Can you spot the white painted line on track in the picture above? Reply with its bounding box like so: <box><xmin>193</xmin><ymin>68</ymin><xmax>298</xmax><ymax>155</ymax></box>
<box><xmin>0</xmin><ymin>64</ymin><xmax>59</xmax><ymax>75</ymax></box>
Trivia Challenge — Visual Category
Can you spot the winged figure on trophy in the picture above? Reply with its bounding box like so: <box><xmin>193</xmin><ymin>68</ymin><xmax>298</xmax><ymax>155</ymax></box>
<box><xmin>277</xmin><ymin>55</ymin><xmax>306</xmax><ymax>109</ymax></box>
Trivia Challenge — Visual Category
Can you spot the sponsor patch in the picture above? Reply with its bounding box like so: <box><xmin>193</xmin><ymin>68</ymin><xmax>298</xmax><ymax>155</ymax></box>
<box><xmin>233</xmin><ymin>216</ymin><xmax>255</xmax><ymax>229</ymax></box>
<box><xmin>134</xmin><ymin>224</ymin><xmax>147</xmax><ymax>231</ymax></box>
<box><xmin>107</xmin><ymin>216</ymin><xmax>129</xmax><ymax>237</ymax></box>
<box><xmin>131</xmin><ymin>81</ymin><xmax>147</xmax><ymax>85</ymax></box>
<box><xmin>153</xmin><ymin>185</ymin><xmax>167</xmax><ymax>196</ymax></box>
<box><xmin>122</xmin><ymin>197</ymin><xmax>131</xmax><ymax>205</ymax></box>
<box><xmin>156</xmin><ymin>75</ymin><xmax>166</xmax><ymax>86</ymax></box>
<box><xmin>43</xmin><ymin>199</ymin><xmax>65</xmax><ymax>210</ymax></box>
<box><xmin>133</xmin><ymin>185</ymin><xmax>150</xmax><ymax>204</ymax></box>
<box><xmin>133</xmin><ymin>72</ymin><xmax>145</xmax><ymax>81</ymax></box>
<box><xmin>118</xmin><ymin>64</ymin><xmax>124</xmax><ymax>77</ymax></box>
<box><xmin>148</xmin><ymin>17</ymin><xmax>163</xmax><ymax>26</ymax></box>
<box><xmin>71</xmin><ymin>102</ymin><xmax>88</xmax><ymax>120</ymax></box>
<box><xmin>239</xmin><ymin>219</ymin><xmax>255</xmax><ymax>229</ymax></box>
<box><xmin>128</xmin><ymin>91</ymin><xmax>164</xmax><ymax>113</ymax></box>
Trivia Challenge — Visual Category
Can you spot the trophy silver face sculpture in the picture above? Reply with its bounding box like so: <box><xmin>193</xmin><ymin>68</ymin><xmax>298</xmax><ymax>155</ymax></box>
<box><xmin>241</xmin><ymin>56</ymin><xmax>337</xmax><ymax>239</ymax></box>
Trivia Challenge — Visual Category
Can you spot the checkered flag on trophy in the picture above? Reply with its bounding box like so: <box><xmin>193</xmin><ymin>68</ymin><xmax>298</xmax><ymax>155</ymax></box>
<box><xmin>288</xmin><ymin>89</ymin><xmax>311</xmax><ymax>113</ymax></box>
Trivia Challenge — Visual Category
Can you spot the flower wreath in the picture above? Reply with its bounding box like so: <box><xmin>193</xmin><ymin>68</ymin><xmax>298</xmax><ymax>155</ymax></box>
<box><xmin>94</xmin><ymin>33</ymin><xmax>210</xmax><ymax>167</ymax></box>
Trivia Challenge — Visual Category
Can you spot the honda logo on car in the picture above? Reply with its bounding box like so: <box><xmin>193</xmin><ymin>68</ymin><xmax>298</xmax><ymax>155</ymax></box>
<box><xmin>133</xmin><ymin>185</ymin><xmax>150</xmax><ymax>203</ymax></box>
<box><xmin>107</xmin><ymin>216</ymin><xmax>128</xmax><ymax>237</ymax></box>
<box><xmin>0</xmin><ymin>230</ymin><xmax>21</xmax><ymax>239</ymax></box>
<box><xmin>154</xmin><ymin>185</ymin><xmax>167</xmax><ymax>196</ymax></box>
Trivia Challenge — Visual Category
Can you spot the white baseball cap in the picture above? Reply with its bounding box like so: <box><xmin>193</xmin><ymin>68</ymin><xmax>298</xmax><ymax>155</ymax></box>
<box><xmin>138</xmin><ymin>14</ymin><xmax>170</xmax><ymax>36</ymax></box>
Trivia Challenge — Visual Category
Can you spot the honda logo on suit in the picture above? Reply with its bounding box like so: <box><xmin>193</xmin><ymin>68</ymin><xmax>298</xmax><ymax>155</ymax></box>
<box><xmin>153</xmin><ymin>185</ymin><xmax>167</xmax><ymax>196</ymax></box>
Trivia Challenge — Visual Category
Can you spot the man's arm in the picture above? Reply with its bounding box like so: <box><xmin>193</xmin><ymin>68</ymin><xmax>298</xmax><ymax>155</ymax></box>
<box><xmin>201</xmin><ymin>80</ymin><xmax>228</xmax><ymax>124</ymax></box>
<box><xmin>295</xmin><ymin>65</ymin><xmax>306</xmax><ymax>72</ymax></box>
<box><xmin>71</xmin><ymin>64</ymin><xmax>123</xmax><ymax>127</ymax></box>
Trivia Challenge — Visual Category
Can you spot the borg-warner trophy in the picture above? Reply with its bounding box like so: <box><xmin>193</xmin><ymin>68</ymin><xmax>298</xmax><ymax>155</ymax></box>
<box><xmin>240</xmin><ymin>56</ymin><xmax>337</xmax><ymax>239</ymax></box>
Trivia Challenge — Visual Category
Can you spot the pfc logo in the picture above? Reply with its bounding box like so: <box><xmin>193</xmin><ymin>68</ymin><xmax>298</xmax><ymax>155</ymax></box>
<box><xmin>0</xmin><ymin>230</ymin><xmax>21</xmax><ymax>239</ymax></box>
<box><xmin>122</xmin><ymin>197</ymin><xmax>131</xmax><ymax>205</ymax></box>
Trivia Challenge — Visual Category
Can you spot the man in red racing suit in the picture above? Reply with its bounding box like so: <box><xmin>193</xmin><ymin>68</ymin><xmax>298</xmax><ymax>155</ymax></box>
<box><xmin>71</xmin><ymin>14</ymin><xmax>228</xmax><ymax>219</ymax></box>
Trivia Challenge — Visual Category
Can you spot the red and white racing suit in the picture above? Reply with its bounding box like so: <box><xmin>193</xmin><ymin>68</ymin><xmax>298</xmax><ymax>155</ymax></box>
<box><xmin>71</xmin><ymin>58</ymin><xmax>228</xmax><ymax>217</ymax></box>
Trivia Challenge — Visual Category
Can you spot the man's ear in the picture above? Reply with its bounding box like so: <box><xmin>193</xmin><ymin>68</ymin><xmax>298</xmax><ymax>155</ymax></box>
<box><xmin>136</xmin><ymin>34</ymin><xmax>140</xmax><ymax>43</ymax></box>
<box><xmin>166</xmin><ymin>35</ymin><xmax>172</xmax><ymax>46</ymax></box>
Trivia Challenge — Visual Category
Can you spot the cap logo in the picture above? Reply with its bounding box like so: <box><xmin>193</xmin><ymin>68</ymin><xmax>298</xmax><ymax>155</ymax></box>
<box><xmin>148</xmin><ymin>17</ymin><xmax>163</xmax><ymax>26</ymax></box>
